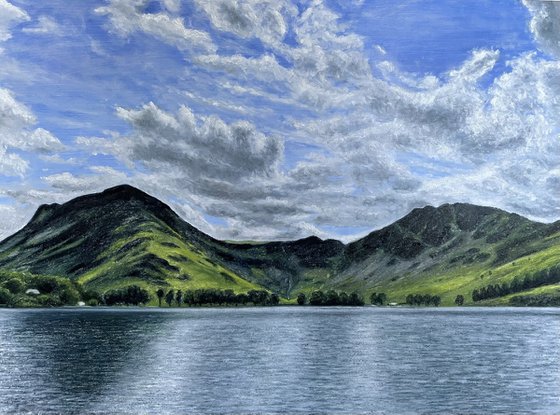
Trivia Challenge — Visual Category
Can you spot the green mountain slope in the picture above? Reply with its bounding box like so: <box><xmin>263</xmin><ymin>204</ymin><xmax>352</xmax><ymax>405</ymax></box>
<box><xmin>0</xmin><ymin>185</ymin><xmax>260</xmax><ymax>293</ymax></box>
<box><xmin>0</xmin><ymin>185</ymin><xmax>343</xmax><ymax>296</ymax></box>
<box><xmin>1</xmin><ymin>184</ymin><xmax>560</xmax><ymax>305</ymax></box>
<box><xmin>312</xmin><ymin>203</ymin><xmax>560</xmax><ymax>305</ymax></box>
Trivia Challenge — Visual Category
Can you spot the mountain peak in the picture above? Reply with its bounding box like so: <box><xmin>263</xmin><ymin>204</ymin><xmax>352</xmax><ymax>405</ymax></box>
<box><xmin>97</xmin><ymin>184</ymin><xmax>154</xmax><ymax>202</ymax></box>
<box><xmin>101</xmin><ymin>184</ymin><xmax>147</xmax><ymax>196</ymax></box>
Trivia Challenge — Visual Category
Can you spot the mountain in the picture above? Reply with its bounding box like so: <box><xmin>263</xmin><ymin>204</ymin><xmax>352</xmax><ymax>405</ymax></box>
<box><xmin>1</xmin><ymin>184</ymin><xmax>560</xmax><ymax>305</ymax></box>
<box><xmin>323</xmin><ymin>203</ymin><xmax>560</xmax><ymax>304</ymax></box>
<box><xmin>0</xmin><ymin>185</ymin><xmax>342</xmax><ymax>296</ymax></box>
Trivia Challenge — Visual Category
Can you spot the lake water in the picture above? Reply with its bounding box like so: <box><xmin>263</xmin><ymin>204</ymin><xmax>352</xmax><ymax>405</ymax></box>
<box><xmin>0</xmin><ymin>307</ymin><xmax>559</xmax><ymax>414</ymax></box>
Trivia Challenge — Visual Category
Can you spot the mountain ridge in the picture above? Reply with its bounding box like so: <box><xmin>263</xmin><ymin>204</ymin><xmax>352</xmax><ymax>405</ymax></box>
<box><xmin>1</xmin><ymin>184</ymin><xmax>560</xmax><ymax>305</ymax></box>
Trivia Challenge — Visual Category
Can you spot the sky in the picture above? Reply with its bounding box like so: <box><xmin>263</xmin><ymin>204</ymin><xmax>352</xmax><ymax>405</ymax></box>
<box><xmin>0</xmin><ymin>0</ymin><xmax>560</xmax><ymax>242</ymax></box>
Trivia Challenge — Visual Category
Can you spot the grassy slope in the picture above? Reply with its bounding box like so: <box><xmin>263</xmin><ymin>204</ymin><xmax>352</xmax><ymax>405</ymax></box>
<box><xmin>287</xmin><ymin>227</ymin><xmax>560</xmax><ymax>306</ymax></box>
<box><xmin>76</xmin><ymin>225</ymin><xmax>263</xmax><ymax>303</ymax></box>
<box><xmin>358</xmin><ymin>233</ymin><xmax>560</xmax><ymax>306</ymax></box>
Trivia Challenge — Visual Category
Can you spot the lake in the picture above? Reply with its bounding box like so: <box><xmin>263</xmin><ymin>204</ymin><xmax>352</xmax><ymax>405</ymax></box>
<box><xmin>0</xmin><ymin>307</ymin><xmax>559</xmax><ymax>414</ymax></box>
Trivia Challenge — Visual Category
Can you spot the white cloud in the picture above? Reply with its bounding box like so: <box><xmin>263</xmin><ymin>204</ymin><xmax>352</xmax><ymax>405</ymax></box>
<box><xmin>95</xmin><ymin>0</ymin><xmax>216</xmax><ymax>54</ymax></box>
<box><xmin>193</xmin><ymin>0</ymin><xmax>297</xmax><ymax>47</ymax></box>
<box><xmin>523</xmin><ymin>0</ymin><xmax>560</xmax><ymax>57</ymax></box>
<box><xmin>162</xmin><ymin>0</ymin><xmax>181</xmax><ymax>14</ymax></box>
<box><xmin>0</xmin><ymin>0</ymin><xmax>29</xmax><ymax>42</ymax></box>
<box><xmin>0</xmin><ymin>203</ymin><xmax>30</xmax><ymax>240</ymax></box>
<box><xmin>42</xmin><ymin>167</ymin><xmax>128</xmax><ymax>192</ymax></box>
<box><xmin>0</xmin><ymin>88</ymin><xmax>64</xmax><ymax>175</ymax></box>
<box><xmin>22</xmin><ymin>16</ymin><xmax>62</xmax><ymax>36</ymax></box>
<box><xmin>113</xmin><ymin>102</ymin><xmax>283</xmax><ymax>181</ymax></box>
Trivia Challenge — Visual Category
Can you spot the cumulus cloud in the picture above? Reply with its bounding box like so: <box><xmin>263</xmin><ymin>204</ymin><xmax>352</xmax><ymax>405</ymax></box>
<box><xmin>193</xmin><ymin>0</ymin><xmax>297</xmax><ymax>47</ymax></box>
<box><xmin>42</xmin><ymin>167</ymin><xmax>129</xmax><ymax>192</ymax></box>
<box><xmin>95</xmin><ymin>0</ymin><xmax>216</xmax><ymax>54</ymax></box>
<box><xmin>0</xmin><ymin>89</ymin><xmax>64</xmax><ymax>176</ymax></box>
<box><xmin>523</xmin><ymin>0</ymin><xmax>560</xmax><ymax>57</ymax></box>
<box><xmin>113</xmin><ymin>102</ymin><xmax>283</xmax><ymax>180</ymax></box>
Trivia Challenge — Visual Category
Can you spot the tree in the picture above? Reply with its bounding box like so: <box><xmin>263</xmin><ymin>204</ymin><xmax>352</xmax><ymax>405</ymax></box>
<box><xmin>0</xmin><ymin>288</ymin><xmax>12</xmax><ymax>305</ymax></box>
<box><xmin>83</xmin><ymin>289</ymin><xmax>102</xmax><ymax>303</ymax></box>
<box><xmin>309</xmin><ymin>290</ymin><xmax>325</xmax><ymax>306</ymax></box>
<box><xmin>176</xmin><ymin>290</ymin><xmax>183</xmax><ymax>307</ymax></box>
<box><xmin>297</xmin><ymin>293</ymin><xmax>306</xmax><ymax>305</ymax></box>
<box><xmin>60</xmin><ymin>287</ymin><xmax>80</xmax><ymax>305</ymax></box>
<box><xmin>371</xmin><ymin>292</ymin><xmax>387</xmax><ymax>306</ymax></box>
<box><xmin>339</xmin><ymin>292</ymin><xmax>349</xmax><ymax>305</ymax></box>
<box><xmin>223</xmin><ymin>289</ymin><xmax>236</xmax><ymax>305</ymax></box>
<box><xmin>270</xmin><ymin>293</ymin><xmax>280</xmax><ymax>306</ymax></box>
<box><xmin>431</xmin><ymin>295</ymin><xmax>441</xmax><ymax>307</ymax></box>
<box><xmin>454</xmin><ymin>294</ymin><xmax>464</xmax><ymax>306</ymax></box>
<box><xmin>3</xmin><ymin>278</ymin><xmax>25</xmax><ymax>294</ymax></box>
<box><xmin>325</xmin><ymin>290</ymin><xmax>339</xmax><ymax>306</ymax></box>
<box><xmin>103</xmin><ymin>285</ymin><xmax>150</xmax><ymax>306</ymax></box>
<box><xmin>349</xmin><ymin>292</ymin><xmax>364</xmax><ymax>306</ymax></box>
<box><xmin>247</xmin><ymin>290</ymin><xmax>270</xmax><ymax>305</ymax></box>
<box><xmin>236</xmin><ymin>293</ymin><xmax>248</xmax><ymax>305</ymax></box>
<box><xmin>510</xmin><ymin>276</ymin><xmax>522</xmax><ymax>293</ymax></box>
<box><xmin>472</xmin><ymin>289</ymin><xmax>480</xmax><ymax>302</ymax></box>
<box><xmin>33</xmin><ymin>277</ymin><xmax>59</xmax><ymax>294</ymax></box>
<box><xmin>156</xmin><ymin>288</ymin><xmax>165</xmax><ymax>307</ymax></box>
<box><xmin>378</xmin><ymin>293</ymin><xmax>387</xmax><ymax>305</ymax></box>
<box><xmin>165</xmin><ymin>289</ymin><xmax>175</xmax><ymax>307</ymax></box>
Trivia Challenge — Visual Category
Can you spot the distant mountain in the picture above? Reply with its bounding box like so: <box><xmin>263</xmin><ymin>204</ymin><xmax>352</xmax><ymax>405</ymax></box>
<box><xmin>1</xmin><ymin>184</ymin><xmax>560</xmax><ymax>305</ymax></box>
<box><xmin>329</xmin><ymin>204</ymin><xmax>560</xmax><ymax>299</ymax></box>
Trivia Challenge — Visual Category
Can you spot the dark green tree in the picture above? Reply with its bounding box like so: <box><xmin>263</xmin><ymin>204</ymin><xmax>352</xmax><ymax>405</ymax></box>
<box><xmin>156</xmin><ymin>288</ymin><xmax>165</xmax><ymax>307</ymax></box>
<box><xmin>431</xmin><ymin>295</ymin><xmax>441</xmax><ymax>307</ymax></box>
<box><xmin>103</xmin><ymin>285</ymin><xmax>150</xmax><ymax>306</ymax></box>
<box><xmin>0</xmin><ymin>288</ymin><xmax>12</xmax><ymax>305</ymax></box>
<box><xmin>3</xmin><ymin>278</ymin><xmax>25</xmax><ymax>294</ymax></box>
<box><xmin>176</xmin><ymin>290</ymin><xmax>183</xmax><ymax>307</ymax></box>
<box><xmin>472</xmin><ymin>289</ymin><xmax>480</xmax><ymax>302</ymax></box>
<box><xmin>60</xmin><ymin>287</ymin><xmax>80</xmax><ymax>305</ymax></box>
<box><xmin>454</xmin><ymin>294</ymin><xmax>464</xmax><ymax>306</ymax></box>
<box><xmin>270</xmin><ymin>293</ymin><xmax>280</xmax><ymax>305</ymax></box>
<box><xmin>223</xmin><ymin>289</ymin><xmax>236</xmax><ymax>305</ymax></box>
<box><xmin>349</xmin><ymin>292</ymin><xmax>364</xmax><ymax>306</ymax></box>
<box><xmin>235</xmin><ymin>293</ymin><xmax>249</xmax><ymax>305</ymax></box>
<box><xmin>184</xmin><ymin>290</ymin><xmax>195</xmax><ymax>306</ymax></box>
<box><xmin>165</xmin><ymin>289</ymin><xmax>175</xmax><ymax>307</ymax></box>
<box><xmin>378</xmin><ymin>293</ymin><xmax>387</xmax><ymax>305</ymax></box>
<box><xmin>370</xmin><ymin>292</ymin><xmax>387</xmax><ymax>305</ymax></box>
<box><xmin>325</xmin><ymin>290</ymin><xmax>340</xmax><ymax>306</ymax></box>
<box><xmin>309</xmin><ymin>290</ymin><xmax>325</xmax><ymax>306</ymax></box>
<box><xmin>297</xmin><ymin>293</ymin><xmax>306</xmax><ymax>305</ymax></box>
<box><xmin>83</xmin><ymin>289</ymin><xmax>102</xmax><ymax>303</ymax></box>
<box><xmin>236</xmin><ymin>293</ymin><xmax>248</xmax><ymax>305</ymax></box>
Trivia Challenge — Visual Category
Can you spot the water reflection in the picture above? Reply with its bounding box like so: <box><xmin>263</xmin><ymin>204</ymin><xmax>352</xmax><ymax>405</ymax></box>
<box><xmin>0</xmin><ymin>307</ymin><xmax>560</xmax><ymax>414</ymax></box>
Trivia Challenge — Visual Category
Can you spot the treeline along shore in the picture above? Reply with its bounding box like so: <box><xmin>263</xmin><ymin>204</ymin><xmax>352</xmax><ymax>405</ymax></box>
<box><xmin>0</xmin><ymin>269</ymin><xmax>552</xmax><ymax>308</ymax></box>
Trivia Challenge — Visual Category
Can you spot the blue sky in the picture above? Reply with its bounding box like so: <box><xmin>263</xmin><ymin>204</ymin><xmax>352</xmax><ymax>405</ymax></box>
<box><xmin>1</xmin><ymin>0</ymin><xmax>560</xmax><ymax>241</ymax></box>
